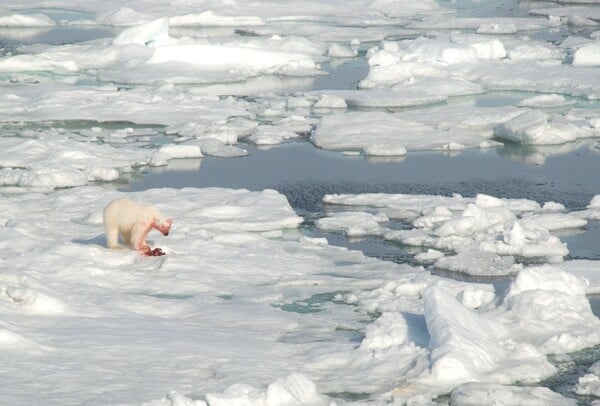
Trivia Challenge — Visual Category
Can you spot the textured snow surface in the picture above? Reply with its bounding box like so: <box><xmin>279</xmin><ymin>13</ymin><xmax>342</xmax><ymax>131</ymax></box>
<box><xmin>1</xmin><ymin>0</ymin><xmax>600</xmax><ymax>404</ymax></box>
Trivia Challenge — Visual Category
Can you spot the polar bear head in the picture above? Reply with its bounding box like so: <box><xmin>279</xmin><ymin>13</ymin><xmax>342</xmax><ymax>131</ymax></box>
<box><xmin>143</xmin><ymin>204</ymin><xmax>173</xmax><ymax>236</ymax></box>
<box><xmin>152</xmin><ymin>217</ymin><xmax>172</xmax><ymax>236</ymax></box>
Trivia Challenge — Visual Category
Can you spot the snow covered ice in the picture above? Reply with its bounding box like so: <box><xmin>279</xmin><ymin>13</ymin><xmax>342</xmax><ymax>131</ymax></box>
<box><xmin>1</xmin><ymin>0</ymin><xmax>600</xmax><ymax>404</ymax></box>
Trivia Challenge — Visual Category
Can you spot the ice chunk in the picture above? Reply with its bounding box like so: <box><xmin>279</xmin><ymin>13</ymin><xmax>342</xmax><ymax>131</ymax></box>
<box><xmin>508</xmin><ymin>43</ymin><xmax>565</xmax><ymax>61</ymax></box>
<box><xmin>469</xmin><ymin>39</ymin><xmax>507</xmax><ymax>60</ymax></box>
<box><xmin>327</xmin><ymin>43</ymin><xmax>357</xmax><ymax>58</ymax></box>
<box><xmin>573</xmin><ymin>43</ymin><xmax>600</xmax><ymax>66</ymax></box>
<box><xmin>312</xmin><ymin>111</ymin><xmax>500</xmax><ymax>155</ymax></box>
<box><xmin>360</xmin><ymin>312</ymin><xmax>411</xmax><ymax>351</ymax></box>
<box><xmin>313</xmin><ymin>94</ymin><xmax>347</xmax><ymax>109</ymax></box>
<box><xmin>476</xmin><ymin>23</ymin><xmax>517</xmax><ymax>34</ymax></box>
<box><xmin>517</xmin><ymin>94</ymin><xmax>575</xmax><ymax>108</ymax></box>
<box><xmin>575</xmin><ymin>361</ymin><xmax>600</xmax><ymax>397</ymax></box>
<box><xmin>157</xmin><ymin>144</ymin><xmax>203</xmax><ymax>159</ymax></box>
<box><xmin>494</xmin><ymin>109</ymin><xmax>590</xmax><ymax>145</ymax></box>
<box><xmin>113</xmin><ymin>18</ymin><xmax>173</xmax><ymax>47</ymax></box>
<box><xmin>169</xmin><ymin>11</ymin><xmax>265</xmax><ymax>27</ymax></box>
<box><xmin>501</xmin><ymin>266</ymin><xmax>600</xmax><ymax>353</ymax></box>
<box><xmin>456</xmin><ymin>288</ymin><xmax>496</xmax><ymax>309</ymax></box>
<box><xmin>422</xmin><ymin>286</ymin><xmax>539</xmax><ymax>383</ymax></box>
<box><xmin>194</xmin><ymin>189</ymin><xmax>302</xmax><ymax>232</ymax></box>
<box><xmin>363</xmin><ymin>144</ymin><xmax>407</xmax><ymax>157</ymax></box>
<box><xmin>0</xmin><ymin>13</ymin><xmax>55</xmax><ymax>27</ymax></box>
<box><xmin>316</xmin><ymin>211</ymin><xmax>388</xmax><ymax>237</ymax></box>
<box><xmin>199</xmin><ymin>139</ymin><xmax>248</xmax><ymax>158</ymax></box>
<box><xmin>407</xmin><ymin>15</ymin><xmax>560</xmax><ymax>31</ymax></box>
<box><xmin>506</xmin><ymin>265</ymin><xmax>589</xmax><ymax>298</ymax></box>
<box><xmin>451</xmin><ymin>382</ymin><xmax>576</xmax><ymax>406</ymax></box>
<box><xmin>327</xmin><ymin>192</ymin><xmax>576</xmax><ymax>275</ymax></box>
<box><xmin>496</xmin><ymin>110</ymin><xmax>549</xmax><ymax>144</ymax></box>
<box><xmin>504</xmin><ymin>221</ymin><xmax>526</xmax><ymax>246</ymax></box>
<box><xmin>143</xmin><ymin>390</ymin><xmax>206</xmax><ymax>406</ymax></box>
<box><xmin>206</xmin><ymin>374</ymin><xmax>328</xmax><ymax>406</ymax></box>
<box><xmin>149</xmin><ymin>44</ymin><xmax>317</xmax><ymax>75</ymax></box>
<box><xmin>414</xmin><ymin>249</ymin><xmax>444</xmax><ymax>264</ymax></box>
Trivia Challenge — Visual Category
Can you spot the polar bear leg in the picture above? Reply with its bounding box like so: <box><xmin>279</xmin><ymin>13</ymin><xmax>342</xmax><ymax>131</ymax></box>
<box><xmin>130</xmin><ymin>220</ymin><xmax>152</xmax><ymax>253</ymax></box>
<box><xmin>122</xmin><ymin>229</ymin><xmax>132</xmax><ymax>246</ymax></box>
<box><xmin>105</xmin><ymin>223</ymin><xmax>122</xmax><ymax>249</ymax></box>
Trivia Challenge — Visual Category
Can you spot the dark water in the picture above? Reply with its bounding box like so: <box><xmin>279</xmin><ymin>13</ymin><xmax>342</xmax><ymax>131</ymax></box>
<box><xmin>126</xmin><ymin>141</ymin><xmax>598</xmax><ymax>212</ymax></box>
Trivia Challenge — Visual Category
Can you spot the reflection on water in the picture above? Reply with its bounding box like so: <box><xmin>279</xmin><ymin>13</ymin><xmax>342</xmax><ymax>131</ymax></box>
<box><xmin>0</xmin><ymin>26</ymin><xmax>118</xmax><ymax>46</ymax></box>
<box><xmin>564</xmin><ymin>222</ymin><xmax>600</xmax><ymax>261</ymax></box>
<box><xmin>126</xmin><ymin>141</ymin><xmax>598</xmax><ymax>211</ymax></box>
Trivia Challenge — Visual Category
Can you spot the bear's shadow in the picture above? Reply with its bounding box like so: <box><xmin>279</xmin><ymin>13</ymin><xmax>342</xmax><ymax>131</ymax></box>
<box><xmin>72</xmin><ymin>235</ymin><xmax>105</xmax><ymax>247</ymax></box>
<box><xmin>72</xmin><ymin>235</ymin><xmax>159</xmax><ymax>248</ymax></box>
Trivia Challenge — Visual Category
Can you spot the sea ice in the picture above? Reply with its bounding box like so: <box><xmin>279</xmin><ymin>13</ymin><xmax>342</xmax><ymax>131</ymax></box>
<box><xmin>575</xmin><ymin>361</ymin><xmax>600</xmax><ymax>398</ymax></box>
<box><xmin>517</xmin><ymin>94</ymin><xmax>575</xmax><ymax>108</ymax></box>
<box><xmin>494</xmin><ymin>109</ymin><xmax>597</xmax><ymax>145</ymax></box>
<box><xmin>451</xmin><ymin>382</ymin><xmax>576</xmax><ymax>405</ymax></box>
<box><xmin>1</xmin><ymin>1</ymin><xmax>600</xmax><ymax>404</ymax></box>
<box><xmin>0</xmin><ymin>18</ymin><xmax>324</xmax><ymax>85</ymax></box>
<box><xmin>0</xmin><ymin>85</ymin><xmax>248</xmax><ymax>129</ymax></box>
<box><xmin>312</xmin><ymin>94</ymin><xmax>347</xmax><ymax>109</ymax></box>
<box><xmin>387</xmin><ymin>265</ymin><xmax>600</xmax><ymax>402</ymax></box>
<box><xmin>327</xmin><ymin>43</ymin><xmax>357</xmax><ymax>58</ymax></box>
<box><xmin>0</xmin><ymin>130</ymin><xmax>154</xmax><ymax>190</ymax></box>
<box><xmin>205</xmin><ymin>374</ymin><xmax>329</xmax><ymax>406</ymax></box>
<box><xmin>0</xmin><ymin>185</ymin><xmax>440</xmax><ymax>404</ymax></box>
<box><xmin>316</xmin><ymin>211</ymin><xmax>388</xmax><ymax>237</ymax></box>
<box><xmin>0</xmin><ymin>13</ymin><xmax>56</xmax><ymax>27</ymax></box>
<box><xmin>311</xmin><ymin>109</ymin><xmax>503</xmax><ymax>156</ymax></box>
<box><xmin>0</xmin><ymin>86</ymin><xmax>261</xmax><ymax>188</ymax></box>
<box><xmin>476</xmin><ymin>23</ymin><xmax>517</xmax><ymax>34</ymax></box>
<box><xmin>323</xmin><ymin>192</ymin><xmax>584</xmax><ymax>276</ymax></box>
<box><xmin>556</xmin><ymin>260</ymin><xmax>600</xmax><ymax>294</ymax></box>
<box><xmin>360</xmin><ymin>31</ymin><xmax>600</xmax><ymax>103</ymax></box>
<box><xmin>406</xmin><ymin>15</ymin><xmax>561</xmax><ymax>31</ymax></box>
<box><xmin>169</xmin><ymin>11</ymin><xmax>265</xmax><ymax>27</ymax></box>
<box><xmin>0</xmin><ymin>184</ymin><xmax>597</xmax><ymax>405</ymax></box>
<box><xmin>310</xmin><ymin>94</ymin><xmax>594</xmax><ymax>155</ymax></box>
<box><xmin>573</xmin><ymin>43</ymin><xmax>600</xmax><ymax>67</ymax></box>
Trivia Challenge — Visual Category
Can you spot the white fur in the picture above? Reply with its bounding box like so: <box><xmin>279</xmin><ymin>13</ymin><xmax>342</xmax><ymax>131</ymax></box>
<box><xmin>103</xmin><ymin>197</ymin><xmax>170</xmax><ymax>252</ymax></box>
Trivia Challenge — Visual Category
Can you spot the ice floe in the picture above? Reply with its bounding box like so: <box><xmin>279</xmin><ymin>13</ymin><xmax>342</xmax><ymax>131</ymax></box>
<box><xmin>0</xmin><ymin>18</ymin><xmax>323</xmax><ymax>85</ymax></box>
<box><xmin>517</xmin><ymin>94</ymin><xmax>576</xmax><ymax>108</ymax></box>
<box><xmin>360</xmin><ymin>32</ymin><xmax>600</xmax><ymax>101</ymax></box>
<box><xmin>348</xmin><ymin>263</ymin><xmax>600</xmax><ymax>402</ymax></box>
<box><xmin>310</xmin><ymin>100</ymin><xmax>600</xmax><ymax>155</ymax></box>
<box><xmin>451</xmin><ymin>382</ymin><xmax>576</xmax><ymax>405</ymax></box>
<box><xmin>1</xmin><ymin>184</ymin><xmax>597</xmax><ymax>404</ymax></box>
<box><xmin>0</xmin><ymin>85</ymin><xmax>260</xmax><ymax>187</ymax></box>
<box><xmin>311</xmin><ymin>109</ymin><xmax>502</xmax><ymax>156</ymax></box>
<box><xmin>575</xmin><ymin>360</ymin><xmax>600</xmax><ymax>398</ymax></box>
<box><xmin>0</xmin><ymin>13</ymin><xmax>55</xmax><ymax>27</ymax></box>
<box><xmin>322</xmin><ymin>192</ymin><xmax>592</xmax><ymax>276</ymax></box>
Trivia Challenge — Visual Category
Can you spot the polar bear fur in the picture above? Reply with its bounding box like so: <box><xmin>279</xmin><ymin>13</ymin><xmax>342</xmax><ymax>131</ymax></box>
<box><xmin>103</xmin><ymin>197</ymin><xmax>172</xmax><ymax>255</ymax></box>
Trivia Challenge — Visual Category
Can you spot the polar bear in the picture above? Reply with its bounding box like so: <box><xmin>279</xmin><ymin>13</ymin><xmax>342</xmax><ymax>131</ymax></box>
<box><xmin>103</xmin><ymin>197</ymin><xmax>172</xmax><ymax>256</ymax></box>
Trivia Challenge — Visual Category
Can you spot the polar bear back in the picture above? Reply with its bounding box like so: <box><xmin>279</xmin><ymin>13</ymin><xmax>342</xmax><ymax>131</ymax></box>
<box><xmin>103</xmin><ymin>197</ymin><xmax>161</xmax><ymax>231</ymax></box>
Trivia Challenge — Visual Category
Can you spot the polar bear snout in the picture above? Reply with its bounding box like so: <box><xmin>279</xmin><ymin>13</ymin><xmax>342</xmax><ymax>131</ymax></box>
<box><xmin>154</xmin><ymin>218</ymin><xmax>172</xmax><ymax>236</ymax></box>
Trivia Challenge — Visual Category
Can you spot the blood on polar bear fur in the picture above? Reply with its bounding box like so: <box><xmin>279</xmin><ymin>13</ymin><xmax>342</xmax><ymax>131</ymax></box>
<box><xmin>103</xmin><ymin>197</ymin><xmax>172</xmax><ymax>256</ymax></box>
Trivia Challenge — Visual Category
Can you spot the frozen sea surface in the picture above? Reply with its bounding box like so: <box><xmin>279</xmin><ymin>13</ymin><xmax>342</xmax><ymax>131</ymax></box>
<box><xmin>1</xmin><ymin>0</ymin><xmax>600</xmax><ymax>405</ymax></box>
